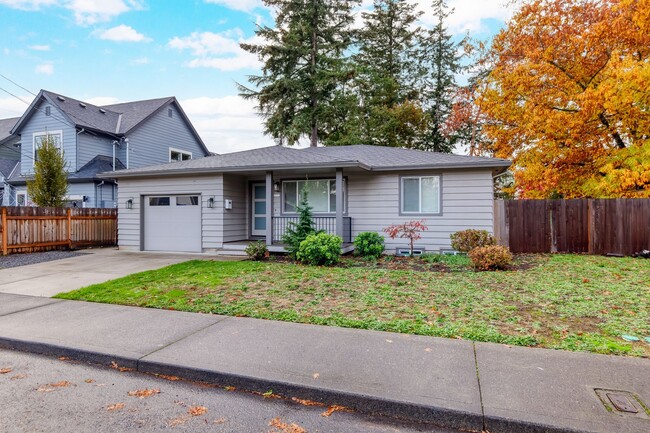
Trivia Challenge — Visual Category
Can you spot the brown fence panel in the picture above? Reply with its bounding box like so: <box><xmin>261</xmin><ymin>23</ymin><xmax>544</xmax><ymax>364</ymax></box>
<box><xmin>0</xmin><ymin>206</ymin><xmax>117</xmax><ymax>255</ymax></box>
<box><xmin>498</xmin><ymin>198</ymin><xmax>650</xmax><ymax>256</ymax></box>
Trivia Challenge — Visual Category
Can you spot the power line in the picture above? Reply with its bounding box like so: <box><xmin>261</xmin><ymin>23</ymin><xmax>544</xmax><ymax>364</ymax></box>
<box><xmin>0</xmin><ymin>85</ymin><xmax>74</xmax><ymax>128</ymax></box>
<box><xmin>0</xmin><ymin>73</ymin><xmax>38</xmax><ymax>97</ymax></box>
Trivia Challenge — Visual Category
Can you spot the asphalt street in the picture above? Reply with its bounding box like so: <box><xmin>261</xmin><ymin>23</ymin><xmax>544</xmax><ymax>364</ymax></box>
<box><xmin>0</xmin><ymin>349</ymin><xmax>459</xmax><ymax>433</ymax></box>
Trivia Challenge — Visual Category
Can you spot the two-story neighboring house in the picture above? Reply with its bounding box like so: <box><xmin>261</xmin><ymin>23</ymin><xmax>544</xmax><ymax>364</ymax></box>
<box><xmin>0</xmin><ymin>89</ymin><xmax>210</xmax><ymax>207</ymax></box>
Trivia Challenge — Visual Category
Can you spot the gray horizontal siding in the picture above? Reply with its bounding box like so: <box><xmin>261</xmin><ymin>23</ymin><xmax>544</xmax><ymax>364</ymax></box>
<box><xmin>19</xmin><ymin>101</ymin><xmax>76</xmax><ymax>175</ymax></box>
<box><xmin>0</xmin><ymin>136</ymin><xmax>20</xmax><ymax>160</ymax></box>
<box><xmin>125</xmin><ymin>104</ymin><xmax>207</xmax><ymax>169</ymax></box>
<box><xmin>77</xmin><ymin>132</ymin><xmax>115</xmax><ymax>169</ymax></box>
<box><xmin>222</xmin><ymin>175</ymin><xmax>248</xmax><ymax>242</ymax></box>
<box><xmin>117</xmin><ymin>174</ymin><xmax>222</xmax><ymax>251</ymax></box>
<box><xmin>347</xmin><ymin>169</ymin><xmax>495</xmax><ymax>252</ymax></box>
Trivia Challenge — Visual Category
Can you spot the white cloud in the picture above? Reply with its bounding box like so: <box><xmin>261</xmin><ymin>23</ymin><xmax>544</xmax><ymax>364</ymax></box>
<box><xmin>0</xmin><ymin>95</ymin><xmax>31</xmax><ymax>118</ymax></box>
<box><xmin>169</xmin><ymin>30</ymin><xmax>262</xmax><ymax>72</ymax></box>
<box><xmin>85</xmin><ymin>96</ymin><xmax>120</xmax><ymax>106</ymax></box>
<box><xmin>180</xmin><ymin>95</ymin><xmax>274</xmax><ymax>153</ymax></box>
<box><xmin>205</xmin><ymin>0</ymin><xmax>262</xmax><ymax>13</ymax></box>
<box><xmin>131</xmin><ymin>56</ymin><xmax>150</xmax><ymax>64</ymax></box>
<box><xmin>0</xmin><ymin>0</ymin><xmax>143</xmax><ymax>26</ymax></box>
<box><xmin>95</xmin><ymin>24</ymin><xmax>151</xmax><ymax>42</ymax></box>
<box><xmin>415</xmin><ymin>0</ymin><xmax>513</xmax><ymax>34</ymax></box>
<box><xmin>35</xmin><ymin>62</ymin><xmax>54</xmax><ymax>75</ymax></box>
<box><xmin>29</xmin><ymin>44</ymin><xmax>51</xmax><ymax>51</ymax></box>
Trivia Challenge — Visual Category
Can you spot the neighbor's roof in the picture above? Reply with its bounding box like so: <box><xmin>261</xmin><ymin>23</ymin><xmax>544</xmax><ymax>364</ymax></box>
<box><xmin>0</xmin><ymin>158</ymin><xmax>18</xmax><ymax>179</ymax></box>
<box><xmin>100</xmin><ymin>144</ymin><xmax>510</xmax><ymax>179</ymax></box>
<box><xmin>7</xmin><ymin>154</ymin><xmax>124</xmax><ymax>185</ymax></box>
<box><xmin>0</xmin><ymin>117</ymin><xmax>19</xmax><ymax>145</ymax></box>
<box><xmin>8</xmin><ymin>90</ymin><xmax>210</xmax><ymax>156</ymax></box>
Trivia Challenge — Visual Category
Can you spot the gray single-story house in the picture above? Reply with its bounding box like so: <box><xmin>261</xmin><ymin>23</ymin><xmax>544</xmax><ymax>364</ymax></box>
<box><xmin>102</xmin><ymin>145</ymin><xmax>510</xmax><ymax>254</ymax></box>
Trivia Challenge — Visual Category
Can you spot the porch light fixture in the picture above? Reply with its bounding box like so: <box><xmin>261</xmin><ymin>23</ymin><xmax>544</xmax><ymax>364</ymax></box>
<box><xmin>207</xmin><ymin>196</ymin><xmax>215</xmax><ymax>208</ymax></box>
<box><xmin>125</xmin><ymin>198</ymin><xmax>134</xmax><ymax>209</ymax></box>
<box><xmin>274</xmin><ymin>182</ymin><xmax>280</xmax><ymax>192</ymax></box>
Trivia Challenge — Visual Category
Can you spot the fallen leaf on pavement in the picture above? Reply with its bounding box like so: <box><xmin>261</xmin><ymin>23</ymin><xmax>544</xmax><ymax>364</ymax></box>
<box><xmin>291</xmin><ymin>397</ymin><xmax>325</xmax><ymax>407</ymax></box>
<box><xmin>312</xmin><ymin>373</ymin><xmax>320</xmax><ymax>379</ymax></box>
<box><xmin>111</xmin><ymin>361</ymin><xmax>133</xmax><ymax>372</ymax></box>
<box><xmin>128</xmin><ymin>389</ymin><xmax>160</xmax><ymax>399</ymax></box>
<box><xmin>0</xmin><ymin>368</ymin><xmax>13</xmax><ymax>374</ymax></box>
<box><xmin>268</xmin><ymin>417</ymin><xmax>306</xmax><ymax>433</ymax></box>
<box><xmin>84</xmin><ymin>379</ymin><xmax>95</xmax><ymax>384</ymax></box>
<box><xmin>321</xmin><ymin>405</ymin><xmax>352</xmax><ymax>417</ymax></box>
<box><xmin>188</xmin><ymin>406</ymin><xmax>207</xmax><ymax>417</ymax></box>
<box><xmin>37</xmin><ymin>381</ymin><xmax>72</xmax><ymax>393</ymax></box>
<box><xmin>157</xmin><ymin>374</ymin><xmax>181</xmax><ymax>381</ymax></box>
<box><xmin>224</xmin><ymin>386</ymin><xmax>236</xmax><ymax>391</ymax></box>
<box><xmin>213</xmin><ymin>418</ymin><xmax>226</xmax><ymax>424</ymax></box>
<box><xmin>58</xmin><ymin>357</ymin><xmax>70</xmax><ymax>361</ymax></box>
<box><xmin>11</xmin><ymin>374</ymin><xmax>27</xmax><ymax>380</ymax></box>
<box><xmin>106</xmin><ymin>403</ymin><xmax>125</xmax><ymax>411</ymax></box>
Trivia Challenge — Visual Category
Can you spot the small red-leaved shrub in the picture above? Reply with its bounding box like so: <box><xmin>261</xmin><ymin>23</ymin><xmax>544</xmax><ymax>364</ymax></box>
<box><xmin>450</xmin><ymin>229</ymin><xmax>495</xmax><ymax>253</ymax></box>
<box><xmin>383</xmin><ymin>220</ymin><xmax>428</xmax><ymax>256</ymax></box>
<box><xmin>468</xmin><ymin>245</ymin><xmax>513</xmax><ymax>271</ymax></box>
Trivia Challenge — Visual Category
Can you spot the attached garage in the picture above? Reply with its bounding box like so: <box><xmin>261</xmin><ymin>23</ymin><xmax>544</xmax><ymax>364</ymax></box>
<box><xmin>144</xmin><ymin>194</ymin><xmax>202</xmax><ymax>253</ymax></box>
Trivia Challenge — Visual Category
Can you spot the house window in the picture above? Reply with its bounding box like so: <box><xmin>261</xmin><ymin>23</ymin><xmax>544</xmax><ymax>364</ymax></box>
<box><xmin>282</xmin><ymin>179</ymin><xmax>345</xmax><ymax>214</ymax></box>
<box><xmin>176</xmin><ymin>196</ymin><xmax>199</xmax><ymax>206</ymax></box>
<box><xmin>45</xmin><ymin>106</ymin><xmax>51</xmax><ymax>116</ymax></box>
<box><xmin>167</xmin><ymin>108</ymin><xmax>173</xmax><ymax>118</ymax></box>
<box><xmin>401</xmin><ymin>175</ymin><xmax>441</xmax><ymax>214</ymax></box>
<box><xmin>149</xmin><ymin>197</ymin><xmax>170</xmax><ymax>206</ymax></box>
<box><xmin>33</xmin><ymin>130</ymin><xmax>63</xmax><ymax>164</ymax></box>
<box><xmin>17</xmin><ymin>193</ymin><xmax>26</xmax><ymax>206</ymax></box>
<box><xmin>169</xmin><ymin>148</ymin><xmax>191</xmax><ymax>162</ymax></box>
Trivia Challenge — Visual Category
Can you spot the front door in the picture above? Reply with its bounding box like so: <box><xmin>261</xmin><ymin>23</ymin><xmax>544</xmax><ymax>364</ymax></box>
<box><xmin>251</xmin><ymin>183</ymin><xmax>266</xmax><ymax>237</ymax></box>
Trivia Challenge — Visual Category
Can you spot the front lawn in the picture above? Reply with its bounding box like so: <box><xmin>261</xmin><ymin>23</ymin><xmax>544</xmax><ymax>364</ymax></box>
<box><xmin>56</xmin><ymin>254</ymin><xmax>650</xmax><ymax>357</ymax></box>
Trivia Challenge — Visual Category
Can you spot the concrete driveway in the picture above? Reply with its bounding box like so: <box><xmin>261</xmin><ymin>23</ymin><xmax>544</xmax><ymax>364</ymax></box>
<box><xmin>0</xmin><ymin>248</ymin><xmax>239</xmax><ymax>297</ymax></box>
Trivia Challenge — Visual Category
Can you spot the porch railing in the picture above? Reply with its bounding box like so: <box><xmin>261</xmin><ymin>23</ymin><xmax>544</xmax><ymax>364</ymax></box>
<box><xmin>272</xmin><ymin>216</ymin><xmax>351</xmax><ymax>243</ymax></box>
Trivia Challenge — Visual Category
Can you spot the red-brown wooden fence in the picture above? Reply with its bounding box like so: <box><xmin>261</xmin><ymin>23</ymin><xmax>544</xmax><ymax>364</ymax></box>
<box><xmin>0</xmin><ymin>207</ymin><xmax>117</xmax><ymax>255</ymax></box>
<box><xmin>494</xmin><ymin>199</ymin><xmax>650</xmax><ymax>256</ymax></box>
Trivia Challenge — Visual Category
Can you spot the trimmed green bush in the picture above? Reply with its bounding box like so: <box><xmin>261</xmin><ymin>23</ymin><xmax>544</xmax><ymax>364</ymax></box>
<box><xmin>468</xmin><ymin>245</ymin><xmax>513</xmax><ymax>271</ymax></box>
<box><xmin>244</xmin><ymin>240</ymin><xmax>268</xmax><ymax>261</ymax></box>
<box><xmin>450</xmin><ymin>229</ymin><xmax>495</xmax><ymax>253</ymax></box>
<box><xmin>296</xmin><ymin>233</ymin><xmax>343</xmax><ymax>266</ymax></box>
<box><xmin>354</xmin><ymin>232</ymin><xmax>385</xmax><ymax>258</ymax></box>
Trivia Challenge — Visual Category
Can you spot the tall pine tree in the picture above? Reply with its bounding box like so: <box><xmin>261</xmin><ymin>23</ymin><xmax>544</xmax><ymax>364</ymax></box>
<box><xmin>352</xmin><ymin>0</ymin><xmax>426</xmax><ymax>147</ymax></box>
<box><xmin>415</xmin><ymin>0</ymin><xmax>462</xmax><ymax>153</ymax></box>
<box><xmin>239</xmin><ymin>0</ymin><xmax>359</xmax><ymax>147</ymax></box>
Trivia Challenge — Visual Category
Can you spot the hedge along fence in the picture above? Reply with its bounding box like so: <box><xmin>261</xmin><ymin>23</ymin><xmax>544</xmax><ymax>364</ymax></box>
<box><xmin>494</xmin><ymin>198</ymin><xmax>650</xmax><ymax>256</ymax></box>
<box><xmin>0</xmin><ymin>206</ymin><xmax>117</xmax><ymax>255</ymax></box>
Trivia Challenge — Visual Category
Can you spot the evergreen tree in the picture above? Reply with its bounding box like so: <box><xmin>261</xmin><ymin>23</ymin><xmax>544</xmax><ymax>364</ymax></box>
<box><xmin>415</xmin><ymin>0</ymin><xmax>462</xmax><ymax>153</ymax></box>
<box><xmin>282</xmin><ymin>189</ymin><xmax>318</xmax><ymax>258</ymax></box>
<box><xmin>239</xmin><ymin>0</ymin><xmax>359</xmax><ymax>147</ymax></box>
<box><xmin>27</xmin><ymin>135</ymin><xmax>68</xmax><ymax>207</ymax></box>
<box><xmin>351</xmin><ymin>0</ymin><xmax>426</xmax><ymax>147</ymax></box>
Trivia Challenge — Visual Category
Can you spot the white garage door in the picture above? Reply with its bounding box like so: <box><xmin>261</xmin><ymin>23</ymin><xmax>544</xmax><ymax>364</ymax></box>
<box><xmin>144</xmin><ymin>195</ymin><xmax>201</xmax><ymax>252</ymax></box>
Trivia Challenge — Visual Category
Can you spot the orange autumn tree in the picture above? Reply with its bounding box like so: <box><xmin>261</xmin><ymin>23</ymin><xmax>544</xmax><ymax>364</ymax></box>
<box><xmin>477</xmin><ymin>0</ymin><xmax>650</xmax><ymax>198</ymax></box>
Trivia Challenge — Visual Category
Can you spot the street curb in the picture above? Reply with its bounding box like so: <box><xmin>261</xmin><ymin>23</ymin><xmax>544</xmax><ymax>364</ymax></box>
<box><xmin>0</xmin><ymin>336</ymin><xmax>612</xmax><ymax>433</ymax></box>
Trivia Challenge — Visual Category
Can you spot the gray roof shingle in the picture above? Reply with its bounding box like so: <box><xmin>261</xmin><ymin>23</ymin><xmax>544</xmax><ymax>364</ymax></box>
<box><xmin>101</xmin><ymin>97</ymin><xmax>173</xmax><ymax>134</ymax></box>
<box><xmin>42</xmin><ymin>90</ymin><xmax>123</xmax><ymax>134</ymax></box>
<box><xmin>101</xmin><ymin>144</ymin><xmax>510</xmax><ymax>178</ymax></box>
<box><xmin>0</xmin><ymin>117</ymin><xmax>19</xmax><ymax>144</ymax></box>
<box><xmin>0</xmin><ymin>158</ymin><xmax>18</xmax><ymax>178</ymax></box>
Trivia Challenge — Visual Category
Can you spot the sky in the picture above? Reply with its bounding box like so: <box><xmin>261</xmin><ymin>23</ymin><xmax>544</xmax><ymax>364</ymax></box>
<box><xmin>0</xmin><ymin>0</ymin><xmax>513</xmax><ymax>154</ymax></box>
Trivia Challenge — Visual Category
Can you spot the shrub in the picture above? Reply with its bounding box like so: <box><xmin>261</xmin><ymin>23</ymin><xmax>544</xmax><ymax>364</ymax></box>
<box><xmin>450</xmin><ymin>229</ymin><xmax>495</xmax><ymax>253</ymax></box>
<box><xmin>244</xmin><ymin>240</ymin><xmax>268</xmax><ymax>261</ymax></box>
<box><xmin>383</xmin><ymin>220</ymin><xmax>428</xmax><ymax>256</ymax></box>
<box><xmin>354</xmin><ymin>232</ymin><xmax>385</xmax><ymax>258</ymax></box>
<box><xmin>468</xmin><ymin>245</ymin><xmax>513</xmax><ymax>271</ymax></box>
<box><xmin>296</xmin><ymin>233</ymin><xmax>343</xmax><ymax>266</ymax></box>
<box><xmin>282</xmin><ymin>189</ymin><xmax>319</xmax><ymax>258</ymax></box>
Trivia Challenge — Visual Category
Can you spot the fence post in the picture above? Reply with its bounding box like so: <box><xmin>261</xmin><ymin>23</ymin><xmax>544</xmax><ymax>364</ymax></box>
<box><xmin>67</xmin><ymin>208</ymin><xmax>72</xmax><ymax>249</ymax></box>
<box><xmin>1</xmin><ymin>207</ymin><xmax>7</xmax><ymax>256</ymax></box>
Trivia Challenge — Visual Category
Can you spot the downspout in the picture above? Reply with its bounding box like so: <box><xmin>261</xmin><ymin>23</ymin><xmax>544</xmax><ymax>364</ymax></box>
<box><xmin>97</xmin><ymin>180</ymin><xmax>105</xmax><ymax>208</ymax></box>
<box><xmin>125</xmin><ymin>138</ymin><xmax>130</xmax><ymax>169</ymax></box>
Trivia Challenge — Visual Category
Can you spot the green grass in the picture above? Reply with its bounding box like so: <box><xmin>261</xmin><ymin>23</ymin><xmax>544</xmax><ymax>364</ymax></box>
<box><xmin>55</xmin><ymin>254</ymin><xmax>650</xmax><ymax>357</ymax></box>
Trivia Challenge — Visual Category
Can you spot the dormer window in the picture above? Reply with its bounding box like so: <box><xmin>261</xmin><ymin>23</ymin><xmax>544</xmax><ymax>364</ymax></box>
<box><xmin>45</xmin><ymin>106</ymin><xmax>51</xmax><ymax>116</ymax></box>
<box><xmin>169</xmin><ymin>148</ymin><xmax>191</xmax><ymax>162</ymax></box>
<box><xmin>33</xmin><ymin>130</ymin><xmax>63</xmax><ymax>165</ymax></box>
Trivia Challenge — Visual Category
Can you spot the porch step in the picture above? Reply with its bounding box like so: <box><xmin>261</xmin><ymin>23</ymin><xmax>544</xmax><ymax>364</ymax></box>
<box><xmin>215</xmin><ymin>250</ymin><xmax>248</xmax><ymax>257</ymax></box>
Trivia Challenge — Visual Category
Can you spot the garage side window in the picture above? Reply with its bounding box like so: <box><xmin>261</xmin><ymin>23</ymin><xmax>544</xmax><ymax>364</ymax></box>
<box><xmin>149</xmin><ymin>197</ymin><xmax>170</xmax><ymax>206</ymax></box>
<box><xmin>176</xmin><ymin>196</ymin><xmax>199</xmax><ymax>206</ymax></box>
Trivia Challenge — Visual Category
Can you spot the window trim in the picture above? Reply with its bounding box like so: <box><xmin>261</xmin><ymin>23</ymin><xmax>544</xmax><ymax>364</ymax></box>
<box><xmin>399</xmin><ymin>174</ymin><xmax>443</xmax><ymax>216</ymax></box>
<box><xmin>169</xmin><ymin>147</ymin><xmax>192</xmax><ymax>162</ymax></box>
<box><xmin>281</xmin><ymin>178</ymin><xmax>347</xmax><ymax>215</ymax></box>
<box><xmin>32</xmin><ymin>130</ymin><xmax>63</xmax><ymax>167</ymax></box>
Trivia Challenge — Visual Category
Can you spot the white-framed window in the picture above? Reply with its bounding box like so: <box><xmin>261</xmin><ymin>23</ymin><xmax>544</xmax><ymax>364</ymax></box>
<box><xmin>16</xmin><ymin>193</ymin><xmax>26</xmax><ymax>206</ymax></box>
<box><xmin>33</xmin><ymin>130</ymin><xmax>63</xmax><ymax>165</ymax></box>
<box><xmin>169</xmin><ymin>148</ymin><xmax>192</xmax><ymax>162</ymax></box>
<box><xmin>401</xmin><ymin>175</ymin><xmax>441</xmax><ymax>214</ymax></box>
<box><xmin>282</xmin><ymin>179</ymin><xmax>346</xmax><ymax>214</ymax></box>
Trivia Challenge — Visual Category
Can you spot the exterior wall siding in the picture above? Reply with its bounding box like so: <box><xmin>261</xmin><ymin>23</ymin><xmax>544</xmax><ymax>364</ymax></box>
<box><xmin>117</xmin><ymin>174</ymin><xmax>223</xmax><ymax>251</ymax></box>
<box><xmin>222</xmin><ymin>175</ymin><xmax>248</xmax><ymax>242</ymax></box>
<box><xmin>0</xmin><ymin>137</ymin><xmax>20</xmax><ymax>160</ymax></box>
<box><xmin>77</xmin><ymin>132</ymin><xmax>115</xmax><ymax>169</ymax></box>
<box><xmin>346</xmin><ymin>169</ymin><xmax>495</xmax><ymax>253</ymax></box>
<box><xmin>19</xmin><ymin>100</ymin><xmax>77</xmax><ymax>175</ymax></box>
<box><xmin>125</xmin><ymin>104</ymin><xmax>207</xmax><ymax>169</ymax></box>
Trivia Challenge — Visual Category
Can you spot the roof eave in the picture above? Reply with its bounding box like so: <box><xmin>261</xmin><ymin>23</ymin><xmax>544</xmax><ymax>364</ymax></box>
<box><xmin>368</xmin><ymin>160</ymin><xmax>512</xmax><ymax>172</ymax></box>
<box><xmin>98</xmin><ymin>160</ymin><xmax>362</xmax><ymax>179</ymax></box>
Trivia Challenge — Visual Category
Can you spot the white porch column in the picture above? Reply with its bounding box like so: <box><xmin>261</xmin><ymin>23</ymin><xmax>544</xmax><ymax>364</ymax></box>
<box><xmin>335</xmin><ymin>168</ymin><xmax>344</xmax><ymax>240</ymax></box>
<box><xmin>265</xmin><ymin>171</ymin><xmax>273</xmax><ymax>245</ymax></box>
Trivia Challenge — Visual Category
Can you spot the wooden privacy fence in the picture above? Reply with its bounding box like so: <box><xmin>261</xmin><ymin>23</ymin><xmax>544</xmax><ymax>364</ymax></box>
<box><xmin>0</xmin><ymin>207</ymin><xmax>117</xmax><ymax>255</ymax></box>
<box><xmin>494</xmin><ymin>199</ymin><xmax>650</xmax><ymax>256</ymax></box>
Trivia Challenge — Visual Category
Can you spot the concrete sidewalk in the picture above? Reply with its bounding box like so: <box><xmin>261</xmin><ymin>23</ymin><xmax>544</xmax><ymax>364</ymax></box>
<box><xmin>0</xmin><ymin>293</ymin><xmax>647</xmax><ymax>433</ymax></box>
